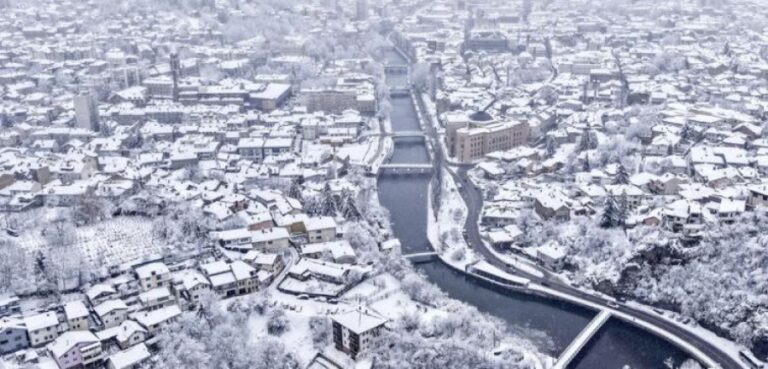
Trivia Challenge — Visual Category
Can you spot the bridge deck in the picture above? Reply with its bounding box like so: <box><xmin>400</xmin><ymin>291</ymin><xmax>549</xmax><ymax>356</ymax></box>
<box><xmin>379</xmin><ymin>163</ymin><xmax>433</xmax><ymax>169</ymax></box>
<box><xmin>553</xmin><ymin>310</ymin><xmax>612</xmax><ymax>369</ymax></box>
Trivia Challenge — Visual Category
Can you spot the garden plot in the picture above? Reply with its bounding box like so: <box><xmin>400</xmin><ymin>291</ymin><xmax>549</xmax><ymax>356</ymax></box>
<box><xmin>17</xmin><ymin>216</ymin><xmax>161</xmax><ymax>266</ymax></box>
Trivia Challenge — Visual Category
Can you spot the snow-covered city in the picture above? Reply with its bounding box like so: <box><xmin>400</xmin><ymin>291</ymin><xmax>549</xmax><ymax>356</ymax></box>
<box><xmin>0</xmin><ymin>0</ymin><xmax>767</xmax><ymax>368</ymax></box>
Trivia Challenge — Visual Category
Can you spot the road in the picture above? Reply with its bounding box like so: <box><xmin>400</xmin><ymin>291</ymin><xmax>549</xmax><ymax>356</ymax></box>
<box><xmin>407</xmin><ymin>88</ymin><xmax>742</xmax><ymax>369</ymax></box>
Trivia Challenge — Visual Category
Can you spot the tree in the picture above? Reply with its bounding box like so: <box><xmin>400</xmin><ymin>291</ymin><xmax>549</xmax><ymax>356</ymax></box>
<box><xmin>340</xmin><ymin>190</ymin><xmax>361</xmax><ymax>221</ymax></box>
<box><xmin>614</xmin><ymin>164</ymin><xmax>630</xmax><ymax>185</ymax></box>
<box><xmin>545</xmin><ymin>137</ymin><xmax>557</xmax><ymax>158</ymax></box>
<box><xmin>308</xmin><ymin>316</ymin><xmax>329</xmax><ymax>349</ymax></box>
<box><xmin>578</xmin><ymin>128</ymin><xmax>594</xmax><ymax>152</ymax></box>
<box><xmin>74</xmin><ymin>194</ymin><xmax>114</xmax><ymax>226</ymax></box>
<box><xmin>600</xmin><ymin>196</ymin><xmax>619</xmax><ymax>228</ymax></box>
<box><xmin>288</xmin><ymin>178</ymin><xmax>303</xmax><ymax>202</ymax></box>
<box><xmin>267</xmin><ymin>308</ymin><xmax>290</xmax><ymax>336</ymax></box>
<box><xmin>615</xmin><ymin>192</ymin><xmax>628</xmax><ymax>228</ymax></box>
<box><xmin>320</xmin><ymin>183</ymin><xmax>338</xmax><ymax>217</ymax></box>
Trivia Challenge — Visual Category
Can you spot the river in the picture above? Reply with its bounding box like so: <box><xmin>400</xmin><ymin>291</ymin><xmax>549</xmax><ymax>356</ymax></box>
<box><xmin>376</xmin><ymin>48</ymin><xmax>690</xmax><ymax>368</ymax></box>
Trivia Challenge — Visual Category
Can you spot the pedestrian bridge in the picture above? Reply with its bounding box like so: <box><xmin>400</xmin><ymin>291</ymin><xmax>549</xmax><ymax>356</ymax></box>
<box><xmin>552</xmin><ymin>310</ymin><xmax>612</xmax><ymax>369</ymax></box>
<box><xmin>384</xmin><ymin>65</ymin><xmax>409</xmax><ymax>74</ymax></box>
<box><xmin>402</xmin><ymin>251</ymin><xmax>439</xmax><ymax>263</ymax></box>
<box><xmin>379</xmin><ymin>163</ymin><xmax>434</xmax><ymax>175</ymax></box>
<box><xmin>359</xmin><ymin>131</ymin><xmax>425</xmax><ymax>139</ymax></box>
<box><xmin>390</xmin><ymin>87</ymin><xmax>411</xmax><ymax>97</ymax></box>
<box><xmin>391</xmin><ymin>131</ymin><xmax>425</xmax><ymax>138</ymax></box>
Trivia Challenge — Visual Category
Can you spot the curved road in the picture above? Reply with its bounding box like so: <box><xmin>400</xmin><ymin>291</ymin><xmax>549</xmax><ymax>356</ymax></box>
<box><xmin>408</xmin><ymin>88</ymin><xmax>742</xmax><ymax>369</ymax></box>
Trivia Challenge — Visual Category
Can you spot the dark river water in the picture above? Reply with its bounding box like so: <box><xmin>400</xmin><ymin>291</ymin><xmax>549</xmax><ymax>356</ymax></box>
<box><xmin>376</xmin><ymin>48</ymin><xmax>690</xmax><ymax>368</ymax></box>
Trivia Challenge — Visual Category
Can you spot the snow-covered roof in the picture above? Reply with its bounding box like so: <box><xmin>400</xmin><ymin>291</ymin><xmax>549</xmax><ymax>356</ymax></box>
<box><xmin>332</xmin><ymin>306</ymin><xmax>387</xmax><ymax>335</ymax></box>
<box><xmin>63</xmin><ymin>300</ymin><xmax>89</xmax><ymax>320</ymax></box>
<box><xmin>48</xmin><ymin>331</ymin><xmax>99</xmax><ymax>358</ymax></box>
<box><xmin>108</xmin><ymin>343</ymin><xmax>151</xmax><ymax>369</ymax></box>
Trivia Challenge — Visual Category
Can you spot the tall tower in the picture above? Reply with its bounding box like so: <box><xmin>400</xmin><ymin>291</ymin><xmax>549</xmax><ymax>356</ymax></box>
<box><xmin>355</xmin><ymin>0</ymin><xmax>368</xmax><ymax>20</ymax></box>
<box><xmin>74</xmin><ymin>94</ymin><xmax>99</xmax><ymax>132</ymax></box>
<box><xmin>170</xmin><ymin>52</ymin><xmax>180</xmax><ymax>102</ymax></box>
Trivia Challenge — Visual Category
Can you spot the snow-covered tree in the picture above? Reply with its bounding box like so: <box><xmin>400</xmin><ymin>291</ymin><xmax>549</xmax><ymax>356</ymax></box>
<box><xmin>288</xmin><ymin>178</ymin><xmax>303</xmax><ymax>202</ymax></box>
<box><xmin>267</xmin><ymin>308</ymin><xmax>290</xmax><ymax>336</ymax></box>
<box><xmin>614</xmin><ymin>164</ymin><xmax>630</xmax><ymax>185</ymax></box>
<box><xmin>319</xmin><ymin>183</ymin><xmax>338</xmax><ymax>217</ymax></box>
<box><xmin>340</xmin><ymin>190</ymin><xmax>361</xmax><ymax>221</ymax></box>
<box><xmin>600</xmin><ymin>196</ymin><xmax>621</xmax><ymax>228</ymax></box>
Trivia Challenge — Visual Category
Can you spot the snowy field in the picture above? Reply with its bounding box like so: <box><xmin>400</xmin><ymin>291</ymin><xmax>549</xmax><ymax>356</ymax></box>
<box><xmin>16</xmin><ymin>216</ymin><xmax>161</xmax><ymax>266</ymax></box>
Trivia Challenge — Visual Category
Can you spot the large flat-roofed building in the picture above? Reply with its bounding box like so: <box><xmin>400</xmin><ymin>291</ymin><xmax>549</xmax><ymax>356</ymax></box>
<box><xmin>453</xmin><ymin>120</ymin><xmax>529</xmax><ymax>163</ymax></box>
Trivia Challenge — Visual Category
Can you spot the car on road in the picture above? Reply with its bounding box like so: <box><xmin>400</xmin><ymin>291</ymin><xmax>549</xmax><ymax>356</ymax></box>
<box><xmin>297</xmin><ymin>294</ymin><xmax>310</xmax><ymax>300</ymax></box>
<box><xmin>606</xmin><ymin>301</ymin><xmax>620</xmax><ymax>309</ymax></box>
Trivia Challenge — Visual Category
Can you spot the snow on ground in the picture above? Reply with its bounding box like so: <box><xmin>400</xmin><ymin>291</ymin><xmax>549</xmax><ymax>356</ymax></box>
<box><xmin>624</xmin><ymin>300</ymin><xmax>765</xmax><ymax>368</ymax></box>
<box><xmin>336</xmin><ymin>138</ymin><xmax>379</xmax><ymax>166</ymax></box>
<box><xmin>16</xmin><ymin>216</ymin><xmax>160</xmax><ymax>266</ymax></box>
<box><xmin>426</xmin><ymin>168</ymin><xmax>480</xmax><ymax>270</ymax></box>
<box><xmin>481</xmin><ymin>243</ymin><xmax>546</xmax><ymax>279</ymax></box>
<box><xmin>345</xmin><ymin>273</ymin><xmax>446</xmax><ymax>322</ymax></box>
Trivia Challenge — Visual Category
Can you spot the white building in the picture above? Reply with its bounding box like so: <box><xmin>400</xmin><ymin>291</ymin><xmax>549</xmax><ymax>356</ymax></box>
<box><xmin>332</xmin><ymin>306</ymin><xmax>387</xmax><ymax>359</ymax></box>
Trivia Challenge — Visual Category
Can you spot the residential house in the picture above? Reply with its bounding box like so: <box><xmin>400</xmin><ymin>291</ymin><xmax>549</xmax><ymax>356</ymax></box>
<box><xmin>94</xmin><ymin>299</ymin><xmax>129</xmax><ymax>329</ymax></box>
<box><xmin>137</xmin><ymin>287</ymin><xmax>176</xmax><ymax>311</ymax></box>
<box><xmin>0</xmin><ymin>317</ymin><xmax>29</xmax><ymax>354</ymax></box>
<box><xmin>63</xmin><ymin>301</ymin><xmax>90</xmax><ymax>331</ymax></box>
<box><xmin>251</xmin><ymin>227</ymin><xmax>291</xmax><ymax>251</ymax></box>
<box><xmin>131</xmin><ymin>305</ymin><xmax>181</xmax><ymax>335</ymax></box>
<box><xmin>25</xmin><ymin>311</ymin><xmax>61</xmax><ymax>347</ymax></box>
<box><xmin>332</xmin><ymin>307</ymin><xmax>387</xmax><ymax>360</ymax></box>
<box><xmin>305</xmin><ymin>217</ymin><xmax>338</xmax><ymax>243</ymax></box>
<box><xmin>107</xmin><ymin>343</ymin><xmax>151</xmax><ymax>369</ymax></box>
<box><xmin>134</xmin><ymin>262</ymin><xmax>172</xmax><ymax>291</ymax></box>
<box><xmin>48</xmin><ymin>331</ymin><xmax>103</xmax><ymax>369</ymax></box>
<box><xmin>96</xmin><ymin>320</ymin><xmax>147</xmax><ymax>350</ymax></box>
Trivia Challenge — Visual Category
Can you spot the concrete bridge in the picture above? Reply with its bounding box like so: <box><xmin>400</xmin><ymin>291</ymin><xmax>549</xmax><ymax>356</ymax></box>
<box><xmin>402</xmin><ymin>251</ymin><xmax>439</xmax><ymax>263</ymax></box>
<box><xmin>390</xmin><ymin>87</ymin><xmax>411</xmax><ymax>97</ymax></box>
<box><xmin>552</xmin><ymin>310</ymin><xmax>612</xmax><ymax>369</ymax></box>
<box><xmin>384</xmin><ymin>64</ymin><xmax>409</xmax><ymax>74</ymax></box>
<box><xmin>379</xmin><ymin>163</ymin><xmax>434</xmax><ymax>175</ymax></box>
<box><xmin>391</xmin><ymin>131</ymin><xmax>426</xmax><ymax>139</ymax></box>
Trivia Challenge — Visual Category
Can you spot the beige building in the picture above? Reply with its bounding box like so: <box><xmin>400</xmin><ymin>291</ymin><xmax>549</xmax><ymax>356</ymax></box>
<box><xmin>454</xmin><ymin>121</ymin><xmax>529</xmax><ymax>163</ymax></box>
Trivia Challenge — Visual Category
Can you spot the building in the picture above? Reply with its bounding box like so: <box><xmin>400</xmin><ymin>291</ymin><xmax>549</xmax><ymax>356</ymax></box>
<box><xmin>48</xmin><ymin>331</ymin><xmax>103</xmax><ymax>369</ymax></box>
<box><xmin>200</xmin><ymin>260</ymin><xmax>260</xmax><ymax>298</ymax></box>
<box><xmin>249</xmin><ymin>83</ymin><xmax>292</xmax><ymax>111</ymax></box>
<box><xmin>305</xmin><ymin>216</ymin><xmax>338</xmax><ymax>243</ymax></box>
<box><xmin>74</xmin><ymin>94</ymin><xmax>100</xmax><ymax>132</ymax></box>
<box><xmin>137</xmin><ymin>287</ymin><xmax>176</xmax><ymax>311</ymax></box>
<box><xmin>107</xmin><ymin>343</ymin><xmax>151</xmax><ymax>369</ymax></box>
<box><xmin>0</xmin><ymin>317</ymin><xmax>29</xmax><ymax>354</ymax></box>
<box><xmin>134</xmin><ymin>262</ymin><xmax>172</xmax><ymax>291</ymax></box>
<box><xmin>95</xmin><ymin>320</ymin><xmax>147</xmax><ymax>350</ymax></box>
<box><xmin>0</xmin><ymin>293</ymin><xmax>21</xmax><ymax>318</ymax></box>
<box><xmin>25</xmin><ymin>311</ymin><xmax>61</xmax><ymax>347</ymax></box>
<box><xmin>445</xmin><ymin>111</ymin><xmax>529</xmax><ymax>163</ymax></box>
<box><xmin>63</xmin><ymin>301</ymin><xmax>90</xmax><ymax>331</ymax></box>
<box><xmin>94</xmin><ymin>299</ymin><xmax>129</xmax><ymax>329</ymax></box>
<box><xmin>131</xmin><ymin>305</ymin><xmax>181</xmax><ymax>334</ymax></box>
<box><xmin>251</xmin><ymin>227</ymin><xmax>291</xmax><ymax>251</ymax></box>
<box><xmin>172</xmin><ymin>270</ymin><xmax>211</xmax><ymax>307</ymax></box>
<box><xmin>332</xmin><ymin>306</ymin><xmax>387</xmax><ymax>359</ymax></box>
<box><xmin>454</xmin><ymin>121</ymin><xmax>529</xmax><ymax>163</ymax></box>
